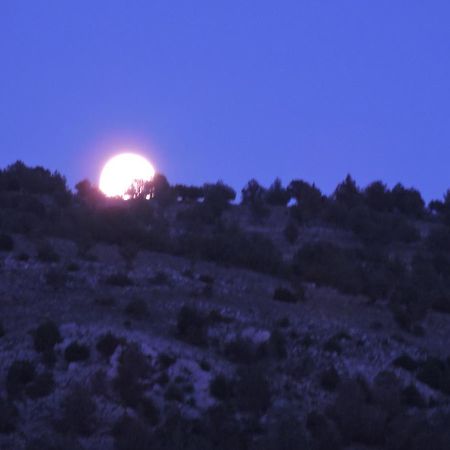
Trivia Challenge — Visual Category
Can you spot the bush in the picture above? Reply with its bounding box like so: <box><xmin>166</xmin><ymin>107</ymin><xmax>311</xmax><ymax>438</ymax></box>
<box><xmin>235</xmin><ymin>367</ymin><xmax>271</xmax><ymax>414</ymax></box>
<box><xmin>26</xmin><ymin>372</ymin><xmax>55</xmax><ymax>399</ymax></box>
<box><xmin>96</xmin><ymin>332</ymin><xmax>122</xmax><ymax>358</ymax></box>
<box><xmin>320</xmin><ymin>366</ymin><xmax>341</xmax><ymax>391</ymax></box>
<box><xmin>416</xmin><ymin>358</ymin><xmax>450</xmax><ymax>394</ymax></box>
<box><xmin>224</xmin><ymin>338</ymin><xmax>265</xmax><ymax>364</ymax></box>
<box><xmin>139</xmin><ymin>397</ymin><xmax>159</xmax><ymax>425</ymax></box>
<box><xmin>64</xmin><ymin>342</ymin><xmax>90</xmax><ymax>363</ymax></box>
<box><xmin>273</xmin><ymin>287</ymin><xmax>301</xmax><ymax>303</ymax></box>
<box><xmin>0</xmin><ymin>397</ymin><xmax>18</xmax><ymax>433</ymax></box>
<box><xmin>45</xmin><ymin>268</ymin><xmax>68</xmax><ymax>289</ymax></box>
<box><xmin>157</xmin><ymin>352</ymin><xmax>176</xmax><ymax>370</ymax></box>
<box><xmin>210</xmin><ymin>374</ymin><xmax>233</xmax><ymax>401</ymax></box>
<box><xmin>176</xmin><ymin>305</ymin><xmax>209</xmax><ymax>346</ymax></box>
<box><xmin>393</xmin><ymin>353</ymin><xmax>420</xmax><ymax>372</ymax></box>
<box><xmin>105</xmin><ymin>273</ymin><xmax>133</xmax><ymax>287</ymax></box>
<box><xmin>268</xmin><ymin>329</ymin><xmax>287</xmax><ymax>359</ymax></box>
<box><xmin>292</xmin><ymin>242</ymin><xmax>364</xmax><ymax>296</ymax></box>
<box><xmin>124</xmin><ymin>299</ymin><xmax>149</xmax><ymax>318</ymax></box>
<box><xmin>6</xmin><ymin>360</ymin><xmax>36</xmax><ymax>398</ymax></box>
<box><xmin>113</xmin><ymin>344</ymin><xmax>151</xmax><ymax>407</ymax></box>
<box><xmin>33</xmin><ymin>320</ymin><xmax>62</xmax><ymax>353</ymax></box>
<box><xmin>283</xmin><ymin>221</ymin><xmax>299</xmax><ymax>244</ymax></box>
<box><xmin>164</xmin><ymin>383</ymin><xmax>184</xmax><ymax>402</ymax></box>
<box><xmin>0</xmin><ymin>234</ymin><xmax>14</xmax><ymax>251</ymax></box>
<box><xmin>149</xmin><ymin>270</ymin><xmax>170</xmax><ymax>286</ymax></box>
<box><xmin>401</xmin><ymin>384</ymin><xmax>426</xmax><ymax>408</ymax></box>
<box><xmin>58</xmin><ymin>385</ymin><xmax>97</xmax><ymax>436</ymax></box>
<box><xmin>112</xmin><ymin>416</ymin><xmax>153</xmax><ymax>450</ymax></box>
<box><xmin>37</xmin><ymin>241</ymin><xmax>60</xmax><ymax>263</ymax></box>
<box><xmin>94</xmin><ymin>295</ymin><xmax>116</xmax><ymax>307</ymax></box>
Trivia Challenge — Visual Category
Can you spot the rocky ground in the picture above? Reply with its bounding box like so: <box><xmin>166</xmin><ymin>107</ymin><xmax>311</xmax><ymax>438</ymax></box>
<box><xmin>0</xmin><ymin>235</ymin><xmax>449</xmax><ymax>449</ymax></box>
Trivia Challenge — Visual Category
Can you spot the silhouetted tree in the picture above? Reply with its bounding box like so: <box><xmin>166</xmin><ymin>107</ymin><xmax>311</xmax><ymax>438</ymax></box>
<box><xmin>265</xmin><ymin>178</ymin><xmax>290</xmax><ymax>206</ymax></box>
<box><xmin>287</xmin><ymin>180</ymin><xmax>324</xmax><ymax>220</ymax></box>
<box><xmin>173</xmin><ymin>184</ymin><xmax>204</xmax><ymax>202</ymax></box>
<box><xmin>333</xmin><ymin>175</ymin><xmax>361</xmax><ymax>209</ymax></box>
<box><xmin>364</xmin><ymin>181</ymin><xmax>391</xmax><ymax>212</ymax></box>
<box><xmin>390</xmin><ymin>183</ymin><xmax>424</xmax><ymax>217</ymax></box>
<box><xmin>202</xmin><ymin>181</ymin><xmax>236</xmax><ymax>221</ymax></box>
<box><xmin>241</xmin><ymin>179</ymin><xmax>269</xmax><ymax>220</ymax></box>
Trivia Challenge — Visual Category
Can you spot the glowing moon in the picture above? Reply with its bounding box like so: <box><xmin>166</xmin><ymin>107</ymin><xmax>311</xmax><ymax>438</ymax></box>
<box><xmin>99</xmin><ymin>153</ymin><xmax>155</xmax><ymax>198</ymax></box>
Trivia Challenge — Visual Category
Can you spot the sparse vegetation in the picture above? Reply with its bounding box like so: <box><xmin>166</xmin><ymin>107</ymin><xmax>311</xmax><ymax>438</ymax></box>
<box><xmin>210</xmin><ymin>374</ymin><xmax>233</xmax><ymax>401</ymax></box>
<box><xmin>176</xmin><ymin>305</ymin><xmax>209</xmax><ymax>346</ymax></box>
<box><xmin>124</xmin><ymin>298</ymin><xmax>149</xmax><ymax>318</ymax></box>
<box><xmin>2</xmin><ymin>162</ymin><xmax>450</xmax><ymax>446</ymax></box>
<box><xmin>0</xmin><ymin>233</ymin><xmax>14</xmax><ymax>251</ymax></box>
<box><xmin>64</xmin><ymin>342</ymin><xmax>90</xmax><ymax>363</ymax></box>
<box><xmin>105</xmin><ymin>272</ymin><xmax>133</xmax><ymax>287</ymax></box>
<box><xmin>33</xmin><ymin>320</ymin><xmax>62</xmax><ymax>353</ymax></box>
<box><xmin>96</xmin><ymin>332</ymin><xmax>122</xmax><ymax>358</ymax></box>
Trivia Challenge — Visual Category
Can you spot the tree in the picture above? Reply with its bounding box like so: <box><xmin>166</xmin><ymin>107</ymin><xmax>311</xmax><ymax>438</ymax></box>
<box><xmin>202</xmin><ymin>181</ymin><xmax>236</xmax><ymax>221</ymax></box>
<box><xmin>266</xmin><ymin>178</ymin><xmax>290</xmax><ymax>206</ymax></box>
<box><xmin>364</xmin><ymin>181</ymin><xmax>391</xmax><ymax>212</ymax></box>
<box><xmin>287</xmin><ymin>180</ymin><xmax>324</xmax><ymax>219</ymax></box>
<box><xmin>333</xmin><ymin>175</ymin><xmax>361</xmax><ymax>209</ymax></box>
<box><xmin>390</xmin><ymin>183</ymin><xmax>424</xmax><ymax>217</ymax></box>
<box><xmin>173</xmin><ymin>184</ymin><xmax>204</xmax><ymax>202</ymax></box>
<box><xmin>241</xmin><ymin>179</ymin><xmax>269</xmax><ymax>220</ymax></box>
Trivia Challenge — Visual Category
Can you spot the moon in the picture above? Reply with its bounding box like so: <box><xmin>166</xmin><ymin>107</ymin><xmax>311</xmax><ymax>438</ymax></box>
<box><xmin>99</xmin><ymin>152</ymin><xmax>155</xmax><ymax>198</ymax></box>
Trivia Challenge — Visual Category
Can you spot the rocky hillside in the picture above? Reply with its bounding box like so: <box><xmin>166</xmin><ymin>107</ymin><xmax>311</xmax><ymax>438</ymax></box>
<box><xmin>0</xmin><ymin>162</ymin><xmax>450</xmax><ymax>449</ymax></box>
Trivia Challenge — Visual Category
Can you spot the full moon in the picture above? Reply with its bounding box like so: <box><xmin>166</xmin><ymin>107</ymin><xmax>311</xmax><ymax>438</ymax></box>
<box><xmin>99</xmin><ymin>153</ymin><xmax>155</xmax><ymax>198</ymax></box>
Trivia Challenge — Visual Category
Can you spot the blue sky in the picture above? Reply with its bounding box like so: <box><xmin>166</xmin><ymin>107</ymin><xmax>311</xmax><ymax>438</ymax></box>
<box><xmin>0</xmin><ymin>1</ymin><xmax>449</xmax><ymax>200</ymax></box>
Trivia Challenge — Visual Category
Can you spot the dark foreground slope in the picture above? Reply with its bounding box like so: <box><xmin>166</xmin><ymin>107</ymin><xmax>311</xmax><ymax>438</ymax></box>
<box><xmin>0</xmin><ymin>162</ymin><xmax>450</xmax><ymax>449</ymax></box>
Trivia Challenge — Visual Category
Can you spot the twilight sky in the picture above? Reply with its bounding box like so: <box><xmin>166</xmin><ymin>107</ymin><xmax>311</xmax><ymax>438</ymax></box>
<box><xmin>0</xmin><ymin>1</ymin><xmax>449</xmax><ymax>200</ymax></box>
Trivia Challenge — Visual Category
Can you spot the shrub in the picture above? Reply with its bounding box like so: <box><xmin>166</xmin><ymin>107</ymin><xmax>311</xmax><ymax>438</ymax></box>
<box><xmin>6</xmin><ymin>360</ymin><xmax>36</xmax><ymax>398</ymax></box>
<box><xmin>26</xmin><ymin>372</ymin><xmax>54</xmax><ymax>399</ymax></box>
<box><xmin>210</xmin><ymin>374</ymin><xmax>233</xmax><ymax>401</ymax></box>
<box><xmin>66</xmin><ymin>261</ymin><xmax>80</xmax><ymax>272</ymax></box>
<box><xmin>16</xmin><ymin>252</ymin><xmax>30</xmax><ymax>261</ymax></box>
<box><xmin>401</xmin><ymin>384</ymin><xmax>426</xmax><ymax>408</ymax></box>
<box><xmin>139</xmin><ymin>397</ymin><xmax>159</xmax><ymax>426</ymax></box>
<box><xmin>235</xmin><ymin>367</ymin><xmax>271</xmax><ymax>414</ymax></box>
<box><xmin>176</xmin><ymin>305</ymin><xmax>209</xmax><ymax>346</ymax></box>
<box><xmin>149</xmin><ymin>270</ymin><xmax>170</xmax><ymax>286</ymax></box>
<box><xmin>96</xmin><ymin>332</ymin><xmax>122</xmax><ymax>358</ymax></box>
<box><xmin>199</xmin><ymin>274</ymin><xmax>214</xmax><ymax>284</ymax></box>
<box><xmin>393</xmin><ymin>353</ymin><xmax>420</xmax><ymax>372</ymax></box>
<box><xmin>45</xmin><ymin>268</ymin><xmax>68</xmax><ymax>289</ymax></box>
<box><xmin>113</xmin><ymin>344</ymin><xmax>151</xmax><ymax>407</ymax></box>
<box><xmin>273</xmin><ymin>287</ymin><xmax>300</xmax><ymax>303</ymax></box>
<box><xmin>58</xmin><ymin>385</ymin><xmax>97</xmax><ymax>436</ymax></box>
<box><xmin>112</xmin><ymin>416</ymin><xmax>153</xmax><ymax>450</ymax></box>
<box><xmin>292</xmin><ymin>241</ymin><xmax>364</xmax><ymax>295</ymax></box>
<box><xmin>124</xmin><ymin>299</ymin><xmax>149</xmax><ymax>318</ymax></box>
<box><xmin>224</xmin><ymin>338</ymin><xmax>264</xmax><ymax>364</ymax></box>
<box><xmin>320</xmin><ymin>366</ymin><xmax>341</xmax><ymax>391</ymax></box>
<box><xmin>94</xmin><ymin>295</ymin><xmax>116</xmax><ymax>307</ymax></box>
<box><xmin>32</xmin><ymin>320</ymin><xmax>62</xmax><ymax>353</ymax></box>
<box><xmin>0</xmin><ymin>397</ymin><xmax>18</xmax><ymax>433</ymax></box>
<box><xmin>0</xmin><ymin>234</ymin><xmax>14</xmax><ymax>251</ymax></box>
<box><xmin>105</xmin><ymin>273</ymin><xmax>133</xmax><ymax>287</ymax></box>
<box><xmin>37</xmin><ymin>241</ymin><xmax>60</xmax><ymax>263</ymax></box>
<box><xmin>283</xmin><ymin>221</ymin><xmax>299</xmax><ymax>244</ymax></box>
<box><xmin>157</xmin><ymin>352</ymin><xmax>176</xmax><ymax>369</ymax></box>
<box><xmin>64</xmin><ymin>342</ymin><xmax>90</xmax><ymax>363</ymax></box>
<box><xmin>268</xmin><ymin>329</ymin><xmax>287</xmax><ymax>359</ymax></box>
<box><xmin>416</xmin><ymin>358</ymin><xmax>450</xmax><ymax>394</ymax></box>
<box><xmin>164</xmin><ymin>383</ymin><xmax>184</xmax><ymax>402</ymax></box>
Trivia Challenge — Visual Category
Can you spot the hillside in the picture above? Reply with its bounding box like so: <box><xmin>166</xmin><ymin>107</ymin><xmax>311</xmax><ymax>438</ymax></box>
<box><xmin>0</xmin><ymin>162</ymin><xmax>450</xmax><ymax>449</ymax></box>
